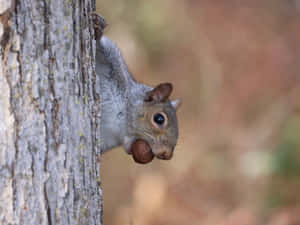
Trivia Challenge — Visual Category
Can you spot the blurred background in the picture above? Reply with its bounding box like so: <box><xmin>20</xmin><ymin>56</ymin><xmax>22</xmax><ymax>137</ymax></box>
<box><xmin>96</xmin><ymin>1</ymin><xmax>300</xmax><ymax>224</ymax></box>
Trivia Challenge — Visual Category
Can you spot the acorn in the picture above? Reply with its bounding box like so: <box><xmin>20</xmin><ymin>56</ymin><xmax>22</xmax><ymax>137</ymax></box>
<box><xmin>131</xmin><ymin>139</ymin><xmax>154</xmax><ymax>164</ymax></box>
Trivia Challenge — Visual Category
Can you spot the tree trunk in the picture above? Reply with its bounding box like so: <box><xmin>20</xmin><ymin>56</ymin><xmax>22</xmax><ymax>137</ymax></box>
<box><xmin>0</xmin><ymin>0</ymin><xmax>102</xmax><ymax>224</ymax></box>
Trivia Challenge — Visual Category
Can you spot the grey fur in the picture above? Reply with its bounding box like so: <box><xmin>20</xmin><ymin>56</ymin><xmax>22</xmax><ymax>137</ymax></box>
<box><xmin>96</xmin><ymin>37</ymin><xmax>179</xmax><ymax>157</ymax></box>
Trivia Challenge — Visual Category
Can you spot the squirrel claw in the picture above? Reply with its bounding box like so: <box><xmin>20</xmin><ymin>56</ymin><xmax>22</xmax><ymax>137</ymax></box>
<box><xmin>92</xmin><ymin>13</ymin><xmax>107</xmax><ymax>40</ymax></box>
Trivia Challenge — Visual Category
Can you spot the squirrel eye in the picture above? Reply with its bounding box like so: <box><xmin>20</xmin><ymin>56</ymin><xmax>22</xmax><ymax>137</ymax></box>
<box><xmin>154</xmin><ymin>113</ymin><xmax>165</xmax><ymax>125</ymax></box>
<box><xmin>152</xmin><ymin>112</ymin><xmax>168</xmax><ymax>129</ymax></box>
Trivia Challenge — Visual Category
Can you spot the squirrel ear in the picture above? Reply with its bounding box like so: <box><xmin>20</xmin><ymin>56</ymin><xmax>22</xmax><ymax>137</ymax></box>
<box><xmin>171</xmin><ymin>99</ymin><xmax>181</xmax><ymax>110</ymax></box>
<box><xmin>145</xmin><ymin>83</ymin><xmax>173</xmax><ymax>102</ymax></box>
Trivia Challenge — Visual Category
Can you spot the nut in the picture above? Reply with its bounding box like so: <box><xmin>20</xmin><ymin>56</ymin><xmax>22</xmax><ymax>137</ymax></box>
<box><xmin>131</xmin><ymin>139</ymin><xmax>154</xmax><ymax>164</ymax></box>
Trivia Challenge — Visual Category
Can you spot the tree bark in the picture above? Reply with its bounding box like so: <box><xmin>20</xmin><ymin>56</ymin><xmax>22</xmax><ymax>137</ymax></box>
<box><xmin>0</xmin><ymin>0</ymin><xmax>102</xmax><ymax>224</ymax></box>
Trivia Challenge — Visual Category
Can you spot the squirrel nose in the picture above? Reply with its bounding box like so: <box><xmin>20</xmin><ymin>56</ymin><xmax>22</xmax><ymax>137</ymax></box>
<box><xmin>156</xmin><ymin>150</ymin><xmax>173</xmax><ymax>160</ymax></box>
<box><xmin>153</xmin><ymin>145</ymin><xmax>174</xmax><ymax>160</ymax></box>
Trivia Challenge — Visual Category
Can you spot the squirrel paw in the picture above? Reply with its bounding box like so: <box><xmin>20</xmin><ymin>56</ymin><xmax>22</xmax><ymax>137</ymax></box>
<box><xmin>92</xmin><ymin>13</ymin><xmax>107</xmax><ymax>40</ymax></box>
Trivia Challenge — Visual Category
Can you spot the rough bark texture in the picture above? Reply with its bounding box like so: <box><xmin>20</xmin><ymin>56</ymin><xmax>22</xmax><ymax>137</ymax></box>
<box><xmin>0</xmin><ymin>0</ymin><xmax>102</xmax><ymax>224</ymax></box>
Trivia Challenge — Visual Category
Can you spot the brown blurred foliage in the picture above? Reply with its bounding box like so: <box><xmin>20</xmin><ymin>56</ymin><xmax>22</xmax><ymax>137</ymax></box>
<box><xmin>96</xmin><ymin>0</ymin><xmax>300</xmax><ymax>224</ymax></box>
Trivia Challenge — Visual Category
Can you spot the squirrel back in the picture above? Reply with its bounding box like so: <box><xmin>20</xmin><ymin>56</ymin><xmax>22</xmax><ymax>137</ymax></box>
<box><xmin>96</xmin><ymin>36</ymin><xmax>180</xmax><ymax>160</ymax></box>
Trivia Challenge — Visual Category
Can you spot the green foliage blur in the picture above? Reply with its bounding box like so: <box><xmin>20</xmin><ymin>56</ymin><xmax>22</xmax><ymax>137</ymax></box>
<box><xmin>272</xmin><ymin>117</ymin><xmax>300</xmax><ymax>178</ymax></box>
<box><xmin>97</xmin><ymin>0</ymin><xmax>300</xmax><ymax>224</ymax></box>
<box><xmin>267</xmin><ymin>116</ymin><xmax>300</xmax><ymax>210</ymax></box>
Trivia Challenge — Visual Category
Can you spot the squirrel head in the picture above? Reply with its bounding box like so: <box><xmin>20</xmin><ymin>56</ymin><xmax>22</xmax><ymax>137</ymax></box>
<box><xmin>125</xmin><ymin>83</ymin><xmax>180</xmax><ymax>160</ymax></box>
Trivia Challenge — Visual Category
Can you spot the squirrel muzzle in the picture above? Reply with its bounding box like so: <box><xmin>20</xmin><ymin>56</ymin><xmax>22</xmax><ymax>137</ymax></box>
<box><xmin>152</xmin><ymin>144</ymin><xmax>174</xmax><ymax>160</ymax></box>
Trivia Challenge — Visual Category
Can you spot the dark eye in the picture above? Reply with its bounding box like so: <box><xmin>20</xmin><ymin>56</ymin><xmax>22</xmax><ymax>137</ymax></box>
<box><xmin>153</xmin><ymin>113</ymin><xmax>165</xmax><ymax>126</ymax></box>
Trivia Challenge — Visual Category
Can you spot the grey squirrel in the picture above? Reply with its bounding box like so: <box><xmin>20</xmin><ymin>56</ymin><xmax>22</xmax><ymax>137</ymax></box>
<box><xmin>96</xmin><ymin>34</ymin><xmax>180</xmax><ymax>161</ymax></box>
